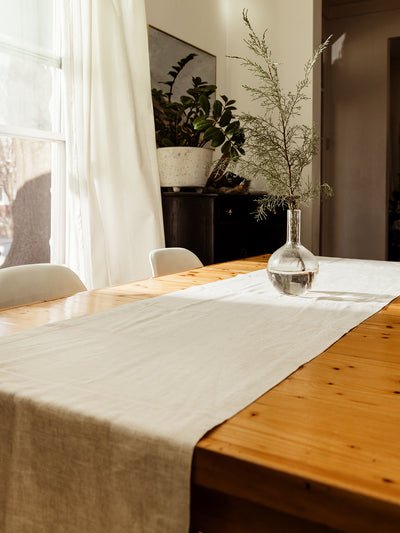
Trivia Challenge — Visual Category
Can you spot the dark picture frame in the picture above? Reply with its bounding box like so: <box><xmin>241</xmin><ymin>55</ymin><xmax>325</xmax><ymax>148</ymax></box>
<box><xmin>148</xmin><ymin>25</ymin><xmax>216</xmax><ymax>100</ymax></box>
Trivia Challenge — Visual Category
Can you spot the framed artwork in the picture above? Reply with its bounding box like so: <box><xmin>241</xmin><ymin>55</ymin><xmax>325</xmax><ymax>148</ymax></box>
<box><xmin>148</xmin><ymin>25</ymin><xmax>216</xmax><ymax>100</ymax></box>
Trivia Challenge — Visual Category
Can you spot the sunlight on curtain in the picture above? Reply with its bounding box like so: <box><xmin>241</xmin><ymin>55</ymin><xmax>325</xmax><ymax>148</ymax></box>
<box><xmin>63</xmin><ymin>0</ymin><xmax>164</xmax><ymax>289</ymax></box>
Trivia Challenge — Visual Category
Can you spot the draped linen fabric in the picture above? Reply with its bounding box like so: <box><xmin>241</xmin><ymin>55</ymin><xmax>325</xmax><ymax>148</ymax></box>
<box><xmin>62</xmin><ymin>0</ymin><xmax>164</xmax><ymax>289</ymax></box>
<box><xmin>1</xmin><ymin>257</ymin><xmax>400</xmax><ymax>532</ymax></box>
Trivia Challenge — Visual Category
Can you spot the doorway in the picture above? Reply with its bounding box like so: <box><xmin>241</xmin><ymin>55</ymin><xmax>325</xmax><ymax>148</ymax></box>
<box><xmin>388</xmin><ymin>37</ymin><xmax>400</xmax><ymax>260</ymax></box>
<box><xmin>320</xmin><ymin>1</ymin><xmax>400</xmax><ymax>260</ymax></box>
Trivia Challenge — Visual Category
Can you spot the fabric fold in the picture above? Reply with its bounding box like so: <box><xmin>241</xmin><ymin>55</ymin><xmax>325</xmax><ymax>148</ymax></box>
<box><xmin>0</xmin><ymin>257</ymin><xmax>399</xmax><ymax>532</ymax></box>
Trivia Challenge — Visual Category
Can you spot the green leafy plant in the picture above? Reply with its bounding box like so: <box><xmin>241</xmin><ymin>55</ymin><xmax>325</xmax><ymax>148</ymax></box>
<box><xmin>151</xmin><ymin>54</ymin><xmax>245</xmax><ymax>185</ymax></box>
<box><xmin>233</xmin><ymin>10</ymin><xmax>332</xmax><ymax>216</ymax></box>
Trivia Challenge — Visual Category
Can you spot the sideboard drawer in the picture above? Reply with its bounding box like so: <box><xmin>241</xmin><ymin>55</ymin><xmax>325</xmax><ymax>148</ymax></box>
<box><xmin>217</xmin><ymin>195</ymin><xmax>260</xmax><ymax>222</ymax></box>
<box><xmin>162</xmin><ymin>192</ymin><xmax>286</xmax><ymax>265</ymax></box>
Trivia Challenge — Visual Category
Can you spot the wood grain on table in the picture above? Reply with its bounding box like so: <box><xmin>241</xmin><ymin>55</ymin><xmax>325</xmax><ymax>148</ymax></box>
<box><xmin>1</xmin><ymin>255</ymin><xmax>399</xmax><ymax>533</ymax></box>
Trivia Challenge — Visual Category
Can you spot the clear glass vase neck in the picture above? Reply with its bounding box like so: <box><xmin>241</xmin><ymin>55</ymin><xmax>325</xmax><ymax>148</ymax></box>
<box><xmin>267</xmin><ymin>208</ymin><xmax>318</xmax><ymax>296</ymax></box>
<box><xmin>287</xmin><ymin>209</ymin><xmax>301</xmax><ymax>244</ymax></box>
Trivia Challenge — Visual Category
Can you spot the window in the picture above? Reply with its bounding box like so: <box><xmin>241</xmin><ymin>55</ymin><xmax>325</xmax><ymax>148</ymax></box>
<box><xmin>0</xmin><ymin>0</ymin><xmax>64</xmax><ymax>267</ymax></box>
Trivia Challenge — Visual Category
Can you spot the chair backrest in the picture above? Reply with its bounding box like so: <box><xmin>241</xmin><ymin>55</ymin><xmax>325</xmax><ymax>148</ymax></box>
<box><xmin>149</xmin><ymin>247</ymin><xmax>203</xmax><ymax>277</ymax></box>
<box><xmin>0</xmin><ymin>263</ymin><xmax>87</xmax><ymax>309</ymax></box>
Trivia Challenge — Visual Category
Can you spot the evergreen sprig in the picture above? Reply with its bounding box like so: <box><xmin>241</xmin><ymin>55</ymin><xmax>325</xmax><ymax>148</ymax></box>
<box><xmin>234</xmin><ymin>10</ymin><xmax>332</xmax><ymax>215</ymax></box>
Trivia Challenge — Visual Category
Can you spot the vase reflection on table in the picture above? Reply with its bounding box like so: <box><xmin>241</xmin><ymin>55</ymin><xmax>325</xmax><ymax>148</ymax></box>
<box><xmin>267</xmin><ymin>209</ymin><xmax>318</xmax><ymax>296</ymax></box>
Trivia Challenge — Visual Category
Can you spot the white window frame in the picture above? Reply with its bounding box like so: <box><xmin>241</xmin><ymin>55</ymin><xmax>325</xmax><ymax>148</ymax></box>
<box><xmin>0</xmin><ymin>1</ymin><xmax>66</xmax><ymax>264</ymax></box>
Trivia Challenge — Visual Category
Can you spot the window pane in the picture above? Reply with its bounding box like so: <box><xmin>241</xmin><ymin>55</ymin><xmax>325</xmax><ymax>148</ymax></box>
<box><xmin>0</xmin><ymin>51</ymin><xmax>61</xmax><ymax>131</ymax></box>
<box><xmin>0</xmin><ymin>0</ymin><xmax>55</xmax><ymax>53</ymax></box>
<box><xmin>0</xmin><ymin>135</ymin><xmax>51</xmax><ymax>267</ymax></box>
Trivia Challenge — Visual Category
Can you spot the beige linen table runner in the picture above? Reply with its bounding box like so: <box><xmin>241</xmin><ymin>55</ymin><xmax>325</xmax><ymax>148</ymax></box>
<box><xmin>0</xmin><ymin>257</ymin><xmax>400</xmax><ymax>532</ymax></box>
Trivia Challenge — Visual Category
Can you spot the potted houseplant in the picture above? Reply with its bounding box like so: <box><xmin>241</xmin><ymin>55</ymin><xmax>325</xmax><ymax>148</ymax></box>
<box><xmin>152</xmin><ymin>54</ymin><xmax>245</xmax><ymax>189</ymax></box>
<box><xmin>234</xmin><ymin>11</ymin><xmax>332</xmax><ymax>295</ymax></box>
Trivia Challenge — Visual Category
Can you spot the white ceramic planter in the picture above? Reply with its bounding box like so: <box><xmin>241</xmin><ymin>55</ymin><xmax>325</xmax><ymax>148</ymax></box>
<box><xmin>157</xmin><ymin>146</ymin><xmax>213</xmax><ymax>189</ymax></box>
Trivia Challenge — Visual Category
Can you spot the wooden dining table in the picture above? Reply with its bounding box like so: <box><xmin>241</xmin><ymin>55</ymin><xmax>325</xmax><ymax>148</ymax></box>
<box><xmin>1</xmin><ymin>255</ymin><xmax>399</xmax><ymax>533</ymax></box>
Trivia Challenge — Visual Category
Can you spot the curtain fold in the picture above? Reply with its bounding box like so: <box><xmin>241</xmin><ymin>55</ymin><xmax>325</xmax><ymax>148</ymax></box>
<box><xmin>62</xmin><ymin>0</ymin><xmax>164</xmax><ymax>289</ymax></box>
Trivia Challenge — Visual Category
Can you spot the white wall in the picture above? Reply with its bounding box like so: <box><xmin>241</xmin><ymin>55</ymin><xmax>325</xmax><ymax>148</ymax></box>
<box><xmin>145</xmin><ymin>0</ymin><xmax>320</xmax><ymax>249</ymax></box>
<box><xmin>225</xmin><ymin>1</ymin><xmax>315</xmax><ymax>114</ymax></box>
<box><xmin>321</xmin><ymin>8</ymin><xmax>400</xmax><ymax>260</ymax></box>
<box><xmin>144</xmin><ymin>0</ymin><xmax>230</xmax><ymax>94</ymax></box>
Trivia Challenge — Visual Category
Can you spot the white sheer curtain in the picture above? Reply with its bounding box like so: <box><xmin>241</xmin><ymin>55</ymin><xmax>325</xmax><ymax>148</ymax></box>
<box><xmin>62</xmin><ymin>0</ymin><xmax>164</xmax><ymax>289</ymax></box>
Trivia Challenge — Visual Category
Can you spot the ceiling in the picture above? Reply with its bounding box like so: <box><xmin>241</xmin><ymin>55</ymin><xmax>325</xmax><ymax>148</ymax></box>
<box><xmin>323</xmin><ymin>0</ymin><xmax>400</xmax><ymax>19</ymax></box>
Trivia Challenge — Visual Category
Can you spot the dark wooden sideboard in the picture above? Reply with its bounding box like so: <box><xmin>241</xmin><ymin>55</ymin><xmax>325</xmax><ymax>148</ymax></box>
<box><xmin>161</xmin><ymin>191</ymin><xmax>286</xmax><ymax>265</ymax></box>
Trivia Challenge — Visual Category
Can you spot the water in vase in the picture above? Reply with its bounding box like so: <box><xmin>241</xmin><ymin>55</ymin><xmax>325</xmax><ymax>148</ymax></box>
<box><xmin>268</xmin><ymin>269</ymin><xmax>317</xmax><ymax>296</ymax></box>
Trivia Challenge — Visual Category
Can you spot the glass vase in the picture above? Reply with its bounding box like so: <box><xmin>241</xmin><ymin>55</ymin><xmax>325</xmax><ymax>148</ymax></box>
<box><xmin>267</xmin><ymin>209</ymin><xmax>318</xmax><ymax>296</ymax></box>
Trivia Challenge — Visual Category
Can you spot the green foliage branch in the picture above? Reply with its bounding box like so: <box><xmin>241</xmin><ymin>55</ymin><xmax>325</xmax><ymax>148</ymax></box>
<box><xmin>233</xmin><ymin>10</ymin><xmax>332</xmax><ymax>217</ymax></box>
<box><xmin>152</xmin><ymin>54</ymin><xmax>245</xmax><ymax>184</ymax></box>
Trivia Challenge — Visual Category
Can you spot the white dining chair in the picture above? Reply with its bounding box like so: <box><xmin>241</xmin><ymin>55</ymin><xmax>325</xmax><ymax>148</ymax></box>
<box><xmin>0</xmin><ymin>263</ymin><xmax>87</xmax><ymax>309</ymax></box>
<box><xmin>149</xmin><ymin>247</ymin><xmax>203</xmax><ymax>276</ymax></box>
